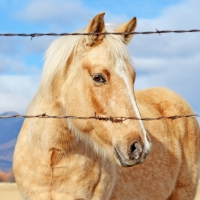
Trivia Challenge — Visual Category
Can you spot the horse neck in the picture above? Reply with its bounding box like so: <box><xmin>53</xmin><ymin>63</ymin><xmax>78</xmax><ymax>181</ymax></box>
<box><xmin>28</xmin><ymin>92</ymin><xmax>77</xmax><ymax>152</ymax></box>
<box><xmin>28</xmin><ymin>53</ymin><xmax>84</xmax><ymax>153</ymax></box>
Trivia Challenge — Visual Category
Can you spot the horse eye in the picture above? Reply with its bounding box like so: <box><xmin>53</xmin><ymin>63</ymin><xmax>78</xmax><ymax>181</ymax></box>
<box><xmin>92</xmin><ymin>74</ymin><xmax>106</xmax><ymax>84</ymax></box>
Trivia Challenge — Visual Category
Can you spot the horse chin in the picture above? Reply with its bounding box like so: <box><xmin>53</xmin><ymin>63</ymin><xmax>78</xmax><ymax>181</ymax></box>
<box><xmin>114</xmin><ymin>147</ymin><xmax>142</xmax><ymax>167</ymax></box>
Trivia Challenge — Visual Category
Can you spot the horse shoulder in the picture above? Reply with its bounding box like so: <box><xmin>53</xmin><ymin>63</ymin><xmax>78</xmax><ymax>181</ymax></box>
<box><xmin>135</xmin><ymin>86</ymin><xmax>199</xmax><ymax>153</ymax></box>
<box><xmin>134</xmin><ymin>87</ymin><xmax>200</xmax><ymax>199</ymax></box>
<box><xmin>136</xmin><ymin>87</ymin><xmax>194</xmax><ymax>120</ymax></box>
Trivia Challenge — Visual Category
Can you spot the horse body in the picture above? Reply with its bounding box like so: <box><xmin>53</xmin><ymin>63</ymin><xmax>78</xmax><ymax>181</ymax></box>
<box><xmin>13</xmin><ymin>13</ymin><xmax>199</xmax><ymax>200</ymax></box>
<box><xmin>112</xmin><ymin>87</ymin><xmax>199</xmax><ymax>200</ymax></box>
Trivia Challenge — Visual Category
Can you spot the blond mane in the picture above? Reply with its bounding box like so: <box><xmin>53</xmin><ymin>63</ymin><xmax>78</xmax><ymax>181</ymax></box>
<box><xmin>40</xmin><ymin>25</ymin><xmax>132</xmax><ymax>91</ymax></box>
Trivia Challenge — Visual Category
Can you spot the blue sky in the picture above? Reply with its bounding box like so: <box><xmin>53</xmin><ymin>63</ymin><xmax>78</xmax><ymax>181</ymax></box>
<box><xmin>0</xmin><ymin>0</ymin><xmax>184</xmax><ymax>31</ymax></box>
<box><xmin>0</xmin><ymin>0</ymin><xmax>199</xmax><ymax>118</ymax></box>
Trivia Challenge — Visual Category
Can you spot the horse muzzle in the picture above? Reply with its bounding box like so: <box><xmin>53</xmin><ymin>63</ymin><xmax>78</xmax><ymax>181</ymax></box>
<box><xmin>114</xmin><ymin>141</ymin><xmax>150</xmax><ymax>167</ymax></box>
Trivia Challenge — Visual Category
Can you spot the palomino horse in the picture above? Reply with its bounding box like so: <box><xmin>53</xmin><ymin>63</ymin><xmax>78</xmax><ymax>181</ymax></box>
<box><xmin>13</xmin><ymin>13</ymin><xmax>199</xmax><ymax>200</ymax></box>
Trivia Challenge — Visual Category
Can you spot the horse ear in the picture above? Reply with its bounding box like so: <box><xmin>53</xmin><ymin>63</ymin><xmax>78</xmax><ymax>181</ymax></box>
<box><xmin>85</xmin><ymin>12</ymin><xmax>105</xmax><ymax>46</ymax></box>
<box><xmin>115</xmin><ymin>17</ymin><xmax>137</xmax><ymax>44</ymax></box>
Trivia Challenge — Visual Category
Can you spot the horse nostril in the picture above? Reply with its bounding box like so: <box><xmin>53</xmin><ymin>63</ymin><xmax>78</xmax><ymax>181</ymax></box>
<box><xmin>130</xmin><ymin>142</ymin><xmax>137</xmax><ymax>153</ymax></box>
<box><xmin>129</xmin><ymin>142</ymin><xmax>142</xmax><ymax>160</ymax></box>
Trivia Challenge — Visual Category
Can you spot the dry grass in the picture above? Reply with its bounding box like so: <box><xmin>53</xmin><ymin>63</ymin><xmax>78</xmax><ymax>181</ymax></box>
<box><xmin>195</xmin><ymin>183</ymin><xmax>200</xmax><ymax>200</ymax></box>
<box><xmin>0</xmin><ymin>182</ymin><xmax>200</xmax><ymax>200</ymax></box>
<box><xmin>0</xmin><ymin>183</ymin><xmax>21</xmax><ymax>200</ymax></box>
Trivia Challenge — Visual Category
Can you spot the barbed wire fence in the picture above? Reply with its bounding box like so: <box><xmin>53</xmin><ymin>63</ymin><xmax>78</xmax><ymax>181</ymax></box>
<box><xmin>0</xmin><ymin>29</ymin><xmax>200</xmax><ymax>40</ymax></box>
<box><xmin>0</xmin><ymin>29</ymin><xmax>200</xmax><ymax>121</ymax></box>
<box><xmin>0</xmin><ymin>114</ymin><xmax>200</xmax><ymax>122</ymax></box>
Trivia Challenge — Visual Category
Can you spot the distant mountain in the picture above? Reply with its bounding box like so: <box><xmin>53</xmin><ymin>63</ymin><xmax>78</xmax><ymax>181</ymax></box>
<box><xmin>0</xmin><ymin>112</ymin><xmax>24</xmax><ymax>172</ymax></box>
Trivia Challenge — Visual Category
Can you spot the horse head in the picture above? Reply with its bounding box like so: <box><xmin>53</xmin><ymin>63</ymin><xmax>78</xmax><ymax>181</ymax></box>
<box><xmin>42</xmin><ymin>13</ymin><xmax>151</xmax><ymax>167</ymax></box>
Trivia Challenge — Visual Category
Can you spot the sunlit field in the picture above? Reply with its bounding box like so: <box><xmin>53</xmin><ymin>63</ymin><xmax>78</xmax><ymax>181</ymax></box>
<box><xmin>0</xmin><ymin>183</ymin><xmax>21</xmax><ymax>200</ymax></box>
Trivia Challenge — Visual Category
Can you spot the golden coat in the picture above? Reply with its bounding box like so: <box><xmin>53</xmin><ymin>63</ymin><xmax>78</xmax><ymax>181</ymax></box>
<box><xmin>13</xmin><ymin>13</ymin><xmax>200</xmax><ymax>200</ymax></box>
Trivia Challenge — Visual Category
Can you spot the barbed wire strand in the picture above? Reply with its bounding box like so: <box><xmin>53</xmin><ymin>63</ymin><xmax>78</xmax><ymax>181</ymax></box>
<box><xmin>0</xmin><ymin>29</ymin><xmax>199</xmax><ymax>39</ymax></box>
<box><xmin>0</xmin><ymin>113</ymin><xmax>199</xmax><ymax>123</ymax></box>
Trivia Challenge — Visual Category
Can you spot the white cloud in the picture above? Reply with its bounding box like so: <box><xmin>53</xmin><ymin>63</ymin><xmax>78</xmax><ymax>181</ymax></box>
<box><xmin>14</xmin><ymin>0</ymin><xmax>89</xmax><ymax>30</ymax></box>
<box><xmin>0</xmin><ymin>35</ymin><xmax>44</xmax><ymax>75</ymax></box>
<box><xmin>22</xmin><ymin>36</ymin><xmax>54</xmax><ymax>54</ymax></box>
<box><xmin>0</xmin><ymin>37</ymin><xmax>18</xmax><ymax>55</ymax></box>
<box><xmin>128</xmin><ymin>0</ymin><xmax>200</xmax><ymax>115</ymax></box>
<box><xmin>0</xmin><ymin>53</ymin><xmax>41</xmax><ymax>75</ymax></box>
<box><xmin>158</xmin><ymin>0</ymin><xmax>200</xmax><ymax>29</ymax></box>
<box><xmin>0</xmin><ymin>75</ymin><xmax>40</xmax><ymax>114</ymax></box>
<box><xmin>135</xmin><ymin>0</ymin><xmax>200</xmax><ymax>30</ymax></box>
<box><xmin>13</xmin><ymin>0</ymin><xmax>131</xmax><ymax>31</ymax></box>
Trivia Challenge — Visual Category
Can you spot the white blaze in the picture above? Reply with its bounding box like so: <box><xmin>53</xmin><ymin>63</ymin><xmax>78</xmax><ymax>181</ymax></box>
<box><xmin>115</xmin><ymin>58</ymin><xmax>151</xmax><ymax>151</ymax></box>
